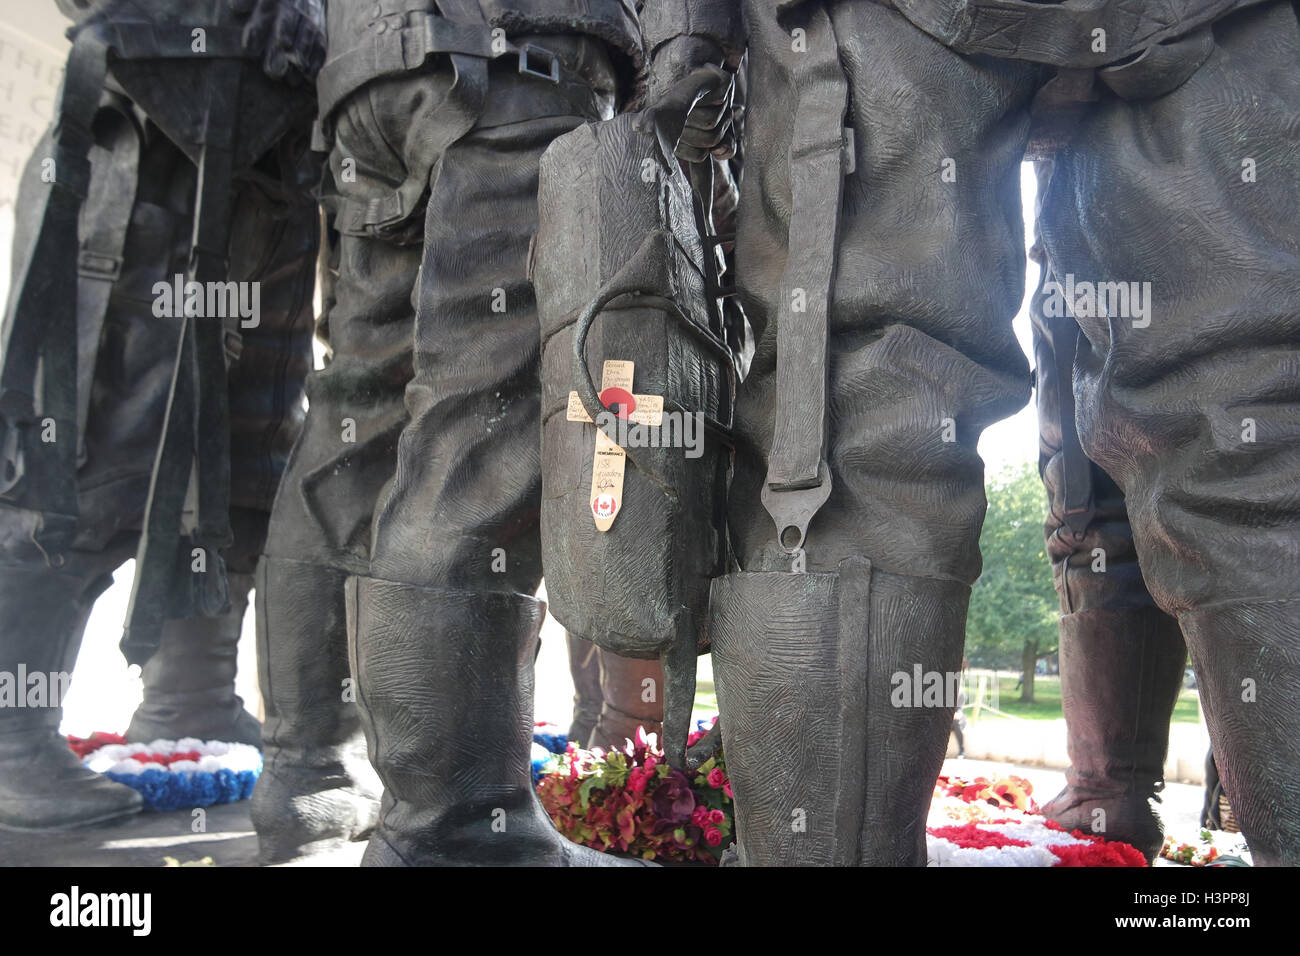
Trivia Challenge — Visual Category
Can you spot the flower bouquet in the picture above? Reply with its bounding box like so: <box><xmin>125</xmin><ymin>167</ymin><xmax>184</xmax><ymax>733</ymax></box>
<box><xmin>535</xmin><ymin>721</ymin><xmax>734</xmax><ymax>864</ymax></box>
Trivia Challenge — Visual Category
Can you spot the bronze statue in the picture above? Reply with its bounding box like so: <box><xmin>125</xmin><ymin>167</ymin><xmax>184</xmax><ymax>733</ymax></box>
<box><xmin>574</xmin><ymin>0</ymin><xmax>1299</xmax><ymax>865</ymax></box>
<box><xmin>252</xmin><ymin>0</ymin><xmax>665</xmax><ymax>865</ymax></box>
<box><xmin>1029</xmin><ymin>216</ymin><xmax>1186</xmax><ymax>863</ymax></box>
<box><xmin>264</xmin><ymin>0</ymin><xmax>1298</xmax><ymax>867</ymax></box>
<box><xmin>0</xmin><ymin>0</ymin><xmax>322</xmax><ymax>831</ymax></box>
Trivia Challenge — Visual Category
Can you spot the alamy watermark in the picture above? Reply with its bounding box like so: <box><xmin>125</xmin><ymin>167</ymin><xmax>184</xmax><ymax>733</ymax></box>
<box><xmin>152</xmin><ymin>274</ymin><xmax>260</xmax><ymax>328</ymax></box>
<box><xmin>50</xmin><ymin>886</ymin><xmax>151</xmax><ymax>936</ymax></box>
<box><xmin>594</xmin><ymin>410</ymin><xmax>704</xmax><ymax>460</ymax></box>
<box><xmin>890</xmin><ymin>665</ymin><xmax>963</xmax><ymax>709</ymax></box>
<box><xmin>1041</xmin><ymin>273</ymin><xmax>1152</xmax><ymax>328</ymax></box>
<box><xmin>0</xmin><ymin>665</ymin><xmax>70</xmax><ymax>708</ymax></box>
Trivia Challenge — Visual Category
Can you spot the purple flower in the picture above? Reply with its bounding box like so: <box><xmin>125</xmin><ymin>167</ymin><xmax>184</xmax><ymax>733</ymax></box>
<box><xmin>651</xmin><ymin>769</ymin><xmax>696</xmax><ymax>824</ymax></box>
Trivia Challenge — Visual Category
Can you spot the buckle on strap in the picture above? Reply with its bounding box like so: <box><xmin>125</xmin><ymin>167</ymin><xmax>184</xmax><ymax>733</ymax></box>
<box><xmin>78</xmin><ymin>249</ymin><xmax>123</xmax><ymax>281</ymax></box>
<box><xmin>517</xmin><ymin>44</ymin><xmax>560</xmax><ymax>84</ymax></box>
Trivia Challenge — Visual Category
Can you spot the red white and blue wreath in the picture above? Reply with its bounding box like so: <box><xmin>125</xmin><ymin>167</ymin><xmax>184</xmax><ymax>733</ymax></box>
<box><xmin>69</xmin><ymin>733</ymin><xmax>261</xmax><ymax>812</ymax></box>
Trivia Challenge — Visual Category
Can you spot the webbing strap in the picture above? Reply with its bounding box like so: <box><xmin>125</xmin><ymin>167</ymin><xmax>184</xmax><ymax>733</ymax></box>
<box><xmin>890</xmin><ymin>0</ymin><xmax>1267</xmax><ymax>67</ymax></box>
<box><xmin>0</xmin><ymin>17</ymin><xmax>261</xmax><ymax>560</ymax></box>
<box><xmin>1050</xmin><ymin>306</ymin><xmax>1095</xmax><ymax>540</ymax></box>
<box><xmin>75</xmin><ymin>98</ymin><xmax>141</xmax><ymax>458</ymax></box>
<box><xmin>317</xmin><ymin>12</ymin><xmax>506</xmax><ymax>125</ymax></box>
<box><xmin>761</xmin><ymin>5</ymin><xmax>850</xmax><ymax>554</ymax></box>
<box><xmin>0</xmin><ymin>28</ymin><xmax>108</xmax><ymax>556</ymax></box>
<box><xmin>122</xmin><ymin>57</ymin><xmax>243</xmax><ymax>667</ymax></box>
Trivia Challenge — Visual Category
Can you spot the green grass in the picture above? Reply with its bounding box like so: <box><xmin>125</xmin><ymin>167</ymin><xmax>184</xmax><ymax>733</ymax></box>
<box><xmin>691</xmin><ymin>665</ymin><xmax>1201</xmax><ymax>724</ymax></box>
<box><xmin>976</xmin><ymin>675</ymin><xmax>1200</xmax><ymax>723</ymax></box>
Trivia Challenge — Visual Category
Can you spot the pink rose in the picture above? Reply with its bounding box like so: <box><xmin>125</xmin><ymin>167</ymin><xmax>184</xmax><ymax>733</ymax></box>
<box><xmin>723</xmin><ymin>781</ymin><xmax>733</xmax><ymax>798</ymax></box>
<box><xmin>629</xmin><ymin>768</ymin><xmax>649</xmax><ymax>793</ymax></box>
<box><xmin>704</xmin><ymin>827</ymin><xmax>723</xmax><ymax>847</ymax></box>
<box><xmin>709</xmin><ymin>809</ymin><xmax>725</xmax><ymax>825</ymax></box>
<box><xmin>644</xmin><ymin>755</ymin><xmax>657</xmax><ymax>773</ymax></box>
<box><xmin>691</xmin><ymin>805</ymin><xmax>711</xmax><ymax>828</ymax></box>
<box><xmin>707</xmin><ymin>768</ymin><xmax>726</xmax><ymax>788</ymax></box>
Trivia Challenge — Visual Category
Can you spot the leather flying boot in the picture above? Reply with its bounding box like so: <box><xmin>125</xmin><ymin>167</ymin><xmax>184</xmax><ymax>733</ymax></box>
<box><xmin>0</xmin><ymin>565</ymin><xmax>143</xmax><ymax>830</ymax></box>
<box><xmin>588</xmin><ymin>650</ymin><xmax>665</xmax><ymax>751</ymax></box>
<box><xmin>346</xmin><ymin>576</ymin><xmax>651</xmax><ymax>866</ymax></box>
<box><xmin>126</xmin><ymin>572</ymin><xmax>261</xmax><ymax>746</ymax></box>
<box><xmin>1041</xmin><ymin>606</ymin><xmax>1186</xmax><ymax>861</ymax></box>
<box><xmin>565</xmin><ymin>632</ymin><xmax>601</xmax><ymax>748</ymax></box>
<box><xmin>710</xmin><ymin>559</ymin><xmax>968</xmax><ymax>865</ymax></box>
<box><xmin>1179</xmin><ymin>599</ymin><xmax>1300</xmax><ymax>866</ymax></box>
<box><xmin>251</xmin><ymin>556</ymin><xmax>380</xmax><ymax>864</ymax></box>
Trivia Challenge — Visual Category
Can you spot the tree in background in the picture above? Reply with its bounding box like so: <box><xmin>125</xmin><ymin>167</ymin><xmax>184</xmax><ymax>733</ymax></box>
<box><xmin>966</xmin><ymin>461</ymin><xmax>1059</xmax><ymax>702</ymax></box>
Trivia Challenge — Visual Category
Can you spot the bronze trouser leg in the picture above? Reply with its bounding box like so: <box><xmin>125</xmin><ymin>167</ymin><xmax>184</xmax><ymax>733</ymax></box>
<box><xmin>253</xmin><ymin>210</ymin><xmax>414</xmax><ymax>862</ymax></box>
<box><xmin>251</xmin><ymin>70</ymin><xmax>420</xmax><ymax>861</ymax></box>
<box><xmin>1039</xmin><ymin>0</ymin><xmax>1300</xmax><ymax>864</ymax></box>
<box><xmin>710</xmin><ymin>0</ymin><xmax>1045</xmax><ymax>865</ymax></box>
<box><xmin>0</xmin><ymin>100</ymin><xmax>313</xmax><ymax>828</ymax></box>
<box><xmin>345</xmin><ymin>39</ymin><xmax>641</xmax><ymax>864</ymax></box>
<box><xmin>1029</xmin><ymin>229</ymin><xmax>1186</xmax><ymax>860</ymax></box>
<box><xmin>135</xmin><ymin>147</ymin><xmax>318</xmax><ymax>744</ymax></box>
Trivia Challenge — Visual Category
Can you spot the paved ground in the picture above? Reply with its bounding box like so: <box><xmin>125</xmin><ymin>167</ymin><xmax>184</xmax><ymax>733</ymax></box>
<box><xmin>1</xmin><ymin>757</ymin><xmax>1221</xmax><ymax>867</ymax></box>
<box><xmin>0</xmin><ymin>801</ymin><xmax>368</xmax><ymax>867</ymax></box>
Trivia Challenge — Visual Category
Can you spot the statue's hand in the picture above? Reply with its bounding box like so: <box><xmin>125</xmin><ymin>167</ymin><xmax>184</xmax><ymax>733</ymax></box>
<box><xmin>232</xmin><ymin>0</ymin><xmax>326</xmax><ymax>85</ymax></box>
<box><xmin>646</xmin><ymin>36</ymin><xmax>735</xmax><ymax>163</ymax></box>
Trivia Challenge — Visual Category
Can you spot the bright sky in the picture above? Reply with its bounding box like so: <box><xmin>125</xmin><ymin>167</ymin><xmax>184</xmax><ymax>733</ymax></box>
<box><xmin>978</xmin><ymin>163</ymin><xmax>1042</xmax><ymax>474</ymax></box>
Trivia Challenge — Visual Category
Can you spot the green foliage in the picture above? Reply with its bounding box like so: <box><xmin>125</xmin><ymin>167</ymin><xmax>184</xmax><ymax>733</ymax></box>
<box><xmin>966</xmin><ymin>460</ymin><xmax>1060</xmax><ymax>670</ymax></box>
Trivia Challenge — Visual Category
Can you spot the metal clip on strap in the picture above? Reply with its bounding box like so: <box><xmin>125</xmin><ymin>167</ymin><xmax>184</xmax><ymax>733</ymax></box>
<box><xmin>762</xmin><ymin>7</ymin><xmax>850</xmax><ymax>554</ymax></box>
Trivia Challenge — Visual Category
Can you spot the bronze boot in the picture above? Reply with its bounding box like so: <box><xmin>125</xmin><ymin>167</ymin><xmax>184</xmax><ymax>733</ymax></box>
<box><xmin>126</xmin><ymin>572</ymin><xmax>262</xmax><ymax>747</ymax></box>
<box><xmin>251</xmin><ymin>556</ymin><xmax>380</xmax><ymax>864</ymax></box>
<box><xmin>710</xmin><ymin>560</ymin><xmax>967</xmax><ymax>865</ymax></box>
<box><xmin>565</xmin><ymin>632</ymin><xmax>602</xmax><ymax>748</ymax></box>
<box><xmin>1040</xmin><ymin>606</ymin><xmax>1186</xmax><ymax>861</ymax></box>
<box><xmin>0</xmin><ymin>566</ymin><xmax>142</xmax><ymax>830</ymax></box>
<box><xmin>1179</xmin><ymin>600</ymin><xmax>1300</xmax><ymax>866</ymax></box>
<box><xmin>347</xmin><ymin>576</ymin><xmax>651</xmax><ymax>866</ymax></box>
<box><xmin>588</xmin><ymin>650</ymin><xmax>665</xmax><ymax>751</ymax></box>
